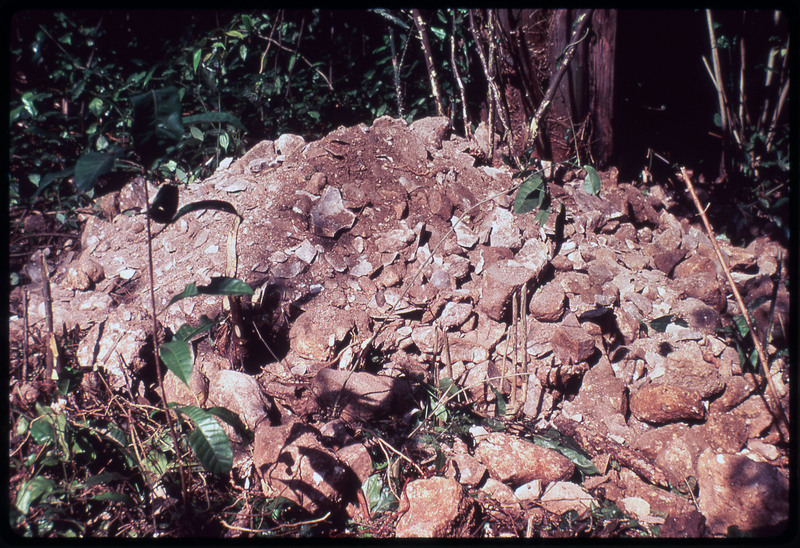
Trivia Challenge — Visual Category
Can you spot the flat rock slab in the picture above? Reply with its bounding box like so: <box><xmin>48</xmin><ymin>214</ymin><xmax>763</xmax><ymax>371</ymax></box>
<box><xmin>474</xmin><ymin>432</ymin><xmax>574</xmax><ymax>487</ymax></box>
<box><xmin>311</xmin><ymin>368</ymin><xmax>412</xmax><ymax>420</ymax></box>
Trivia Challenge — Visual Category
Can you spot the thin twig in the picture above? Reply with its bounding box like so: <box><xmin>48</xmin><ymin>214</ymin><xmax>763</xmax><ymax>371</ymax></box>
<box><xmin>678</xmin><ymin>167</ymin><xmax>788</xmax><ymax>436</ymax></box>
<box><xmin>22</xmin><ymin>289</ymin><xmax>29</xmax><ymax>381</ymax></box>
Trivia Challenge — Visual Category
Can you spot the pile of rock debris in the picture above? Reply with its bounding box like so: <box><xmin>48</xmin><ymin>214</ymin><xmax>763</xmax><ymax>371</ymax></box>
<box><xmin>10</xmin><ymin>116</ymin><xmax>790</xmax><ymax>537</ymax></box>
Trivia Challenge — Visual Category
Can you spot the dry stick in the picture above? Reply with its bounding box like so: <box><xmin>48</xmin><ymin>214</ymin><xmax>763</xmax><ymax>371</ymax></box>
<box><xmin>442</xmin><ymin>326</ymin><xmax>453</xmax><ymax>381</ymax></box>
<box><xmin>469</xmin><ymin>10</ymin><xmax>514</xmax><ymax>164</ymax></box>
<box><xmin>514</xmin><ymin>283</ymin><xmax>529</xmax><ymax>418</ymax></box>
<box><xmin>411</xmin><ymin>9</ymin><xmax>445</xmax><ymax>117</ymax></box>
<box><xmin>705</xmin><ymin>10</ymin><xmax>742</xmax><ymax>147</ymax></box>
<box><xmin>40</xmin><ymin>254</ymin><xmax>57</xmax><ymax>385</ymax></box>
<box><xmin>22</xmin><ymin>288</ymin><xmax>29</xmax><ymax>381</ymax></box>
<box><xmin>678</xmin><ymin>167</ymin><xmax>789</xmax><ymax>435</ymax></box>
<box><xmin>388</xmin><ymin>26</ymin><xmax>404</xmax><ymax>118</ymax></box>
<box><xmin>508</xmin><ymin>288</ymin><xmax>519</xmax><ymax>414</ymax></box>
<box><xmin>528</xmin><ymin>9</ymin><xmax>592</xmax><ymax>148</ymax></box>
<box><xmin>141</xmin><ymin>179</ymin><xmax>190</xmax><ymax>511</ymax></box>
<box><xmin>450</xmin><ymin>29</ymin><xmax>470</xmax><ymax>138</ymax></box>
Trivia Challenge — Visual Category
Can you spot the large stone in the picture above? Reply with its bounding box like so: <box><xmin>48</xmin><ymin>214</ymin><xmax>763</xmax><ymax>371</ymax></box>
<box><xmin>474</xmin><ymin>432</ymin><xmax>574</xmax><ymax>487</ymax></box>
<box><xmin>409</xmin><ymin>116</ymin><xmax>451</xmax><ymax>151</ymax></box>
<box><xmin>311</xmin><ymin>368</ymin><xmax>412</xmax><ymax>420</ymax></box>
<box><xmin>529</xmin><ymin>280</ymin><xmax>566</xmax><ymax>322</ymax></box>
<box><xmin>395</xmin><ymin>477</ymin><xmax>477</xmax><ymax>537</ymax></box>
<box><xmin>289</xmin><ymin>304</ymin><xmax>355</xmax><ymax>361</ymax></box>
<box><xmin>476</xmin><ymin>259</ymin><xmax>540</xmax><ymax>321</ymax></box>
<box><xmin>630</xmin><ymin>383</ymin><xmax>705</xmax><ymax>424</ymax></box>
<box><xmin>207</xmin><ymin>369</ymin><xmax>271</xmax><ymax>431</ymax></box>
<box><xmin>311</xmin><ymin>186</ymin><xmax>356</xmax><ymax>238</ymax></box>
<box><xmin>540</xmin><ymin>481</ymin><xmax>596</xmax><ymax>519</ymax></box>
<box><xmin>488</xmin><ymin>207</ymin><xmax>522</xmax><ymax>248</ymax></box>
<box><xmin>550</xmin><ymin>313</ymin><xmax>596</xmax><ymax>364</ymax></box>
<box><xmin>697</xmin><ymin>449</ymin><xmax>789</xmax><ymax>536</ymax></box>
<box><xmin>253</xmin><ymin>419</ymin><xmax>357</xmax><ymax>515</ymax></box>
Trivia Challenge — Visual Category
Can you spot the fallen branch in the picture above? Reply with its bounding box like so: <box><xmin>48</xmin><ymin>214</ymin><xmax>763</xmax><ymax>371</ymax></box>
<box><xmin>678</xmin><ymin>167</ymin><xmax>789</xmax><ymax>437</ymax></box>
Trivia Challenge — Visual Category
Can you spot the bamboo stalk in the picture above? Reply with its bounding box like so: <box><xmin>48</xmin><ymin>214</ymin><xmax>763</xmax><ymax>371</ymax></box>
<box><xmin>678</xmin><ymin>167</ymin><xmax>789</xmax><ymax>436</ymax></box>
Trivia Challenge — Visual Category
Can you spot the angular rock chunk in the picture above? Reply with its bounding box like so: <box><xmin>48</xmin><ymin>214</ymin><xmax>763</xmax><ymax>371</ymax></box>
<box><xmin>395</xmin><ymin>477</ymin><xmax>477</xmax><ymax>538</ymax></box>
<box><xmin>275</xmin><ymin>133</ymin><xmax>305</xmax><ymax>156</ymax></box>
<box><xmin>529</xmin><ymin>281</ymin><xmax>566</xmax><ymax>322</ymax></box>
<box><xmin>207</xmin><ymin>369</ymin><xmax>271</xmax><ymax>431</ymax></box>
<box><xmin>488</xmin><ymin>207</ymin><xmax>522</xmax><ymax>248</ymax></box>
<box><xmin>409</xmin><ymin>116</ymin><xmax>451</xmax><ymax>151</ymax></box>
<box><xmin>289</xmin><ymin>305</ymin><xmax>355</xmax><ymax>361</ymax></box>
<box><xmin>550</xmin><ymin>314</ymin><xmax>596</xmax><ymax>364</ymax></box>
<box><xmin>540</xmin><ymin>482</ymin><xmax>597</xmax><ymax>519</ymax></box>
<box><xmin>474</xmin><ymin>432</ymin><xmax>574</xmax><ymax>487</ymax></box>
<box><xmin>311</xmin><ymin>186</ymin><xmax>356</xmax><ymax>238</ymax></box>
<box><xmin>630</xmin><ymin>383</ymin><xmax>705</xmax><ymax>424</ymax></box>
<box><xmin>253</xmin><ymin>420</ymin><xmax>355</xmax><ymax>515</ymax></box>
<box><xmin>476</xmin><ymin>259</ymin><xmax>541</xmax><ymax>321</ymax></box>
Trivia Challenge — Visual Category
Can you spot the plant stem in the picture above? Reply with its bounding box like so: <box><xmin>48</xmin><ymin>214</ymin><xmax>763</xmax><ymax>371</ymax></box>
<box><xmin>142</xmin><ymin>178</ymin><xmax>190</xmax><ymax>511</ymax></box>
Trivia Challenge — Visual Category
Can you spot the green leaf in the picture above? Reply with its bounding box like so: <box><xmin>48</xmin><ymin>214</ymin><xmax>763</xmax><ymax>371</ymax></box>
<box><xmin>130</xmin><ymin>87</ymin><xmax>184</xmax><ymax>164</ymax></box>
<box><xmin>91</xmin><ymin>491</ymin><xmax>136</xmax><ymax>505</ymax></box>
<box><xmin>149</xmin><ymin>183</ymin><xmax>180</xmax><ymax>223</ymax></box>
<box><xmin>206</xmin><ymin>406</ymin><xmax>253</xmax><ymax>444</ymax></box>
<box><xmin>159</xmin><ymin>339</ymin><xmax>193</xmax><ymax>387</ymax></box>
<box><xmin>166</xmin><ymin>276</ymin><xmax>253</xmax><ymax>309</ymax></box>
<box><xmin>219</xmin><ymin>132</ymin><xmax>229</xmax><ymax>151</ymax></box>
<box><xmin>88</xmin><ymin>97</ymin><xmax>104</xmax><ymax>116</ymax></box>
<box><xmin>189</xmin><ymin>126</ymin><xmax>204</xmax><ymax>141</ymax></box>
<box><xmin>430</xmin><ymin>26</ymin><xmax>446</xmax><ymax>41</ymax></box>
<box><xmin>558</xmin><ymin>446</ymin><xmax>600</xmax><ymax>476</ymax></box>
<box><xmin>513</xmin><ymin>173</ymin><xmax>545</xmax><ymax>214</ymax></box>
<box><xmin>176</xmin><ymin>405</ymin><xmax>233</xmax><ymax>474</ymax></box>
<box><xmin>171</xmin><ymin>199</ymin><xmax>240</xmax><ymax>224</ymax></box>
<box><xmin>74</xmin><ymin>151</ymin><xmax>117</xmax><ymax>192</ymax></box>
<box><xmin>226</xmin><ymin>30</ymin><xmax>245</xmax><ymax>39</ymax></box>
<box><xmin>535</xmin><ymin>207</ymin><xmax>550</xmax><ymax>226</ymax></box>
<box><xmin>15</xmin><ymin>477</ymin><xmax>56</xmax><ymax>514</ymax></box>
<box><xmin>175</xmin><ymin>315</ymin><xmax>216</xmax><ymax>342</ymax></box>
<box><xmin>30</xmin><ymin>416</ymin><xmax>55</xmax><ymax>445</ymax></box>
<box><xmin>363</xmin><ymin>473</ymin><xmax>398</xmax><ymax>513</ymax></box>
<box><xmin>649</xmin><ymin>314</ymin><xmax>686</xmax><ymax>333</ymax></box>
<box><xmin>182</xmin><ymin>111</ymin><xmax>247</xmax><ymax>132</ymax></box>
<box><xmin>583</xmin><ymin>165</ymin><xmax>601</xmax><ymax>195</ymax></box>
<box><xmin>490</xmin><ymin>387</ymin><xmax>506</xmax><ymax>416</ymax></box>
<box><xmin>369</xmin><ymin>8</ymin><xmax>410</xmax><ymax>30</ymax></box>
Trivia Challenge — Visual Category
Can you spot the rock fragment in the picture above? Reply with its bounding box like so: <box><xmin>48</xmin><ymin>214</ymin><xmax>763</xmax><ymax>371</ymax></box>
<box><xmin>630</xmin><ymin>383</ymin><xmax>706</xmax><ymax>424</ymax></box>
<box><xmin>395</xmin><ymin>477</ymin><xmax>477</xmax><ymax>537</ymax></box>
<box><xmin>311</xmin><ymin>186</ymin><xmax>356</xmax><ymax>238</ymax></box>
<box><xmin>474</xmin><ymin>432</ymin><xmax>574</xmax><ymax>487</ymax></box>
<box><xmin>697</xmin><ymin>449</ymin><xmax>789</xmax><ymax>536</ymax></box>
